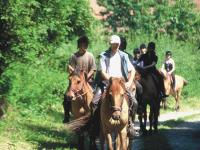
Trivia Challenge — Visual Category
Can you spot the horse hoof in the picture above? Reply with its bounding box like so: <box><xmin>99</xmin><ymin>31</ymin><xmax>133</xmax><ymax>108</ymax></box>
<box><xmin>89</xmin><ymin>144</ymin><xmax>97</xmax><ymax>150</ymax></box>
<box><xmin>148</xmin><ymin>129</ymin><xmax>153</xmax><ymax>135</ymax></box>
<box><xmin>63</xmin><ymin>118</ymin><xmax>69</xmax><ymax>123</ymax></box>
<box><xmin>154</xmin><ymin>129</ymin><xmax>158</xmax><ymax>134</ymax></box>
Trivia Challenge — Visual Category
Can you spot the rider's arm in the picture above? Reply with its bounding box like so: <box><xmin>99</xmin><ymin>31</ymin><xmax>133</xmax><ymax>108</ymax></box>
<box><xmin>169</xmin><ymin>59</ymin><xmax>175</xmax><ymax>74</ymax></box>
<box><xmin>125</xmin><ymin>58</ymin><xmax>136</xmax><ymax>88</ymax></box>
<box><xmin>101</xmin><ymin>71</ymin><xmax>110</xmax><ymax>81</ymax></box>
<box><xmin>87</xmin><ymin>55</ymin><xmax>97</xmax><ymax>80</ymax></box>
<box><xmin>67</xmin><ymin>55</ymin><xmax>76</xmax><ymax>73</ymax></box>
<box><xmin>142</xmin><ymin>61</ymin><xmax>156</xmax><ymax>69</ymax></box>
<box><xmin>161</xmin><ymin>61</ymin><xmax>165</xmax><ymax>70</ymax></box>
<box><xmin>99</xmin><ymin>56</ymin><xmax>110</xmax><ymax>81</ymax></box>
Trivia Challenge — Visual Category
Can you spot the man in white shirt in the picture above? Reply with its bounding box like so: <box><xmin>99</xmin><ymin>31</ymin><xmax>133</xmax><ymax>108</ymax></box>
<box><xmin>91</xmin><ymin>35</ymin><xmax>138</xmax><ymax>138</ymax></box>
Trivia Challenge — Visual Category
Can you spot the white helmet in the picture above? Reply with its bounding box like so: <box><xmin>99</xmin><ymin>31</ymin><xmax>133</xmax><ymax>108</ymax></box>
<box><xmin>110</xmin><ymin>35</ymin><xmax>121</xmax><ymax>44</ymax></box>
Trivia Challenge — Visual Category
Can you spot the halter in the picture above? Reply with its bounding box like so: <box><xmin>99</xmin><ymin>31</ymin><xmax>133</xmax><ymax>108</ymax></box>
<box><xmin>108</xmin><ymin>91</ymin><xmax>125</xmax><ymax>113</ymax></box>
<box><xmin>70</xmin><ymin>81</ymin><xmax>88</xmax><ymax>101</ymax></box>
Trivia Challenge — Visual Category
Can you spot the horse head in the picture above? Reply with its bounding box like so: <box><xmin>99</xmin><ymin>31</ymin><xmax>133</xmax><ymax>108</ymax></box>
<box><xmin>66</xmin><ymin>68</ymin><xmax>87</xmax><ymax>101</ymax></box>
<box><xmin>160</xmin><ymin>69</ymin><xmax>171</xmax><ymax>95</ymax></box>
<box><xmin>107</xmin><ymin>77</ymin><xmax>126</xmax><ymax>121</ymax></box>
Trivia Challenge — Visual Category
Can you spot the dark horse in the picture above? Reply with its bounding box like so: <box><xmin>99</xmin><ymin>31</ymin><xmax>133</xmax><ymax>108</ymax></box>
<box><xmin>138</xmin><ymin>72</ymin><xmax>161</xmax><ymax>134</ymax></box>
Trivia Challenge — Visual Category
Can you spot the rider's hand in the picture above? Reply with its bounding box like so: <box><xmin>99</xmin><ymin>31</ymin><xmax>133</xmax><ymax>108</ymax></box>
<box><xmin>125</xmin><ymin>81</ymin><xmax>132</xmax><ymax>89</ymax></box>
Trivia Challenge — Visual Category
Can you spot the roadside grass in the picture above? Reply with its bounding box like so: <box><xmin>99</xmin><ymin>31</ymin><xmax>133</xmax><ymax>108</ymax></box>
<box><xmin>0</xmin><ymin>103</ymin><xmax>77</xmax><ymax>150</ymax></box>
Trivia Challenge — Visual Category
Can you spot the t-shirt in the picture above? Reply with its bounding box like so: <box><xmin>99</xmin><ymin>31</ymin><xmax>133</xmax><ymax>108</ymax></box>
<box><xmin>69</xmin><ymin>51</ymin><xmax>96</xmax><ymax>73</ymax></box>
<box><xmin>99</xmin><ymin>50</ymin><xmax>134</xmax><ymax>78</ymax></box>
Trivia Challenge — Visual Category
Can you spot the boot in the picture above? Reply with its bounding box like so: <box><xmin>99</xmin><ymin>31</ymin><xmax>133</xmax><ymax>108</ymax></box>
<box><xmin>126</xmin><ymin>90</ymin><xmax>138</xmax><ymax>139</ymax></box>
<box><xmin>63</xmin><ymin>95</ymin><xmax>71</xmax><ymax>123</ymax></box>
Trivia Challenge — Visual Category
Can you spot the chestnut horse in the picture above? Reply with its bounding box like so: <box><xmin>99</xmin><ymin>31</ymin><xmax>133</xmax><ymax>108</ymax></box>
<box><xmin>160</xmin><ymin>69</ymin><xmax>188</xmax><ymax>111</ymax></box>
<box><xmin>100</xmin><ymin>78</ymin><xmax>129</xmax><ymax>150</ymax></box>
<box><xmin>65</xmin><ymin>69</ymin><xmax>94</xmax><ymax>149</ymax></box>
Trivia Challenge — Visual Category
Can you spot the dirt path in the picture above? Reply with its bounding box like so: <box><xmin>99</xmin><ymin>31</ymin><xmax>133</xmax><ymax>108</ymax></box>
<box><xmin>131</xmin><ymin>110</ymin><xmax>200</xmax><ymax>150</ymax></box>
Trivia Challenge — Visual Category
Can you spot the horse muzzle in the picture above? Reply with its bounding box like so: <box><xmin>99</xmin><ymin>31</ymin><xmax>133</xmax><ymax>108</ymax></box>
<box><xmin>111</xmin><ymin>106</ymin><xmax>122</xmax><ymax>120</ymax></box>
<box><xmin>112</xmin><ymin>114</ymin><xmax>121</xmax><ymax>120</ymax></box>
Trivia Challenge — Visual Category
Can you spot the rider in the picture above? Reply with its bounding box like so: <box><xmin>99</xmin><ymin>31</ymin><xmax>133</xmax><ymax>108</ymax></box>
<box><xmin>137</xmin><ymin>42</ymin><xmax>167</xmax><ymax>98</ymax></box>
<box><xmin>132</xmin><ymin>47</ymin><xmax>141</xmax><ymax>66</ymax></box>
<box><xmin>162</xmin><ymin>51</ymin><xmax>176</xmax><ymax>90</ymax></box>
<box><xmin>140</xmin><ymin>43</ymin><xmax>147</xmax><ymax>54</ymax></box>
<box><xmin>91</xmin><ymin>35</ymin><xmax>138</xmax><ymax>137</ymax></box>
<box><xmin>63</xmin><ymin>35</ymin><xmax>96</xmax><ymax>123</ymax></box>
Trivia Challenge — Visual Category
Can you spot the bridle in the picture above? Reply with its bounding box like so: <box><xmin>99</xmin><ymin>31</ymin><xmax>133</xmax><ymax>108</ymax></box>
<box><xmin>68</xmin><ymin>79</ymin><xmax>88</xmax><ymax>101</ymax></box>
<box><xmin>107</xmin><ymin>88</ymin><xmax>126</xmax><ymax>113</ymax></box>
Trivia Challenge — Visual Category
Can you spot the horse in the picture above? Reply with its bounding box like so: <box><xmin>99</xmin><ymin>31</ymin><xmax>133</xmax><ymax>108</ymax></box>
<box><xmin>160</xmin><ymin>69</ymin><xmax>188</xmax><ymax>111</ymax></box>
<box><xmin>64</xmin><ymin>68</ymin><xmax>94</xmax><ymax>149</ymax></box>
<box><xmin>137</xmin><ymin>71</ymin><xmax>161</xmax><ymax>134</ymax></box>
<box><xmin>100</xmin><ymin>77</ymin><xmax>129</xmax><ymax>150</ymax></box>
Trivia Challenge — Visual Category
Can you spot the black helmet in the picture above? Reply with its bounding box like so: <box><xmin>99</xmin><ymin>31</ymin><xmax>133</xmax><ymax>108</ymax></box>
<box><xmin>119</xmin><ymin>36</ymin><xmax>127</xmax><ymax>51</ymax></box>
<box><xmin>166</xmin><ymin>51</ymin><xmax>172</xmax><ymax>56</ymax></box>
<box><xmin>147</xmin><ymin>42</ymin><xmax>155</xmax><ymax>51</ymax></box>
<box><xmin>133</xmin><ymin>48</ymin><xmax>140</xmax><ymax>54</ymax></box>
<box><xmin>140</xmin><ymin>43</ymin><xmax>146</xmax><ymax>49</ymax></box>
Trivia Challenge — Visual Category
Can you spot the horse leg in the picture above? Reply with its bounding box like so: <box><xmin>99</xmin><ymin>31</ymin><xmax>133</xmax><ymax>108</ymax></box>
<box><xmin>100</xmin><ymin>130</ymin><xmax>105</xmax><ymax>150</ymax></box>
<box><xmin>149</xmin><ymin>106</ymin><xmax>153</xmax><ymax>134</ymax></box>
<box><xmin>177</xmin><ymin>90</ymin><xmax>182</xmax><ymax>110</ymax></box>
<box><xmin>119</xmin><ymin>132</ymin><xmax>127</xmax><ymax>150</ymax></box>
<box><xmin>138</xmin><ymin>114</ymin><xmax>144</xmax><ymax>132</ymax></box>
<box><xmin>78</xmin><ymin>133</ymin><xmax>84</xmax><ymax>150</ymax></box>
<box><xmin>175</xmin><ymin>90</ymin><xmax>181</xmax><ymax>111</ymax></box>
<box><xmin>143</xmin><ymin>106</ymin><xmax>147</xmax><ymax>133</ymax></box>
<box><xmin>105</xmin><ymin>133</ymin><xmax>113</xmax><ymax>150</ymax></box>
<box><xmin>153</xmin><ymin>105</ymin><xmax>160</xmax><ymax>133</ymax></box>
<box><xmin>116</xmin><ymin>134</ymin><xmax>120</xmax><ymax>150</ymax></box>
<box><xmin>162</xmin><ymin>98</ymin><xmax>167</xmax><ymax>110</ymax></box>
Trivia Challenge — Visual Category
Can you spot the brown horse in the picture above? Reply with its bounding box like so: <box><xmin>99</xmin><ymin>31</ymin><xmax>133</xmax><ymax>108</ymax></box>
<box><xmin>65</xmin><ymin>69</ymin><xmax>94</xmax><ymax>149</ymax></box>
<box><xmin>160</xmin><ymin>69</ymin><xmax>188</xmax><ymax>111</ymax></box>
<box><xmin>66</xmin><ymin>69</ymin><xmax>93</xmax><ymax>119</ymax></box>
<box><xmin>100</xmin><ymin>78</ymin><xmax>129</xmax><ymax>150</ymax></box>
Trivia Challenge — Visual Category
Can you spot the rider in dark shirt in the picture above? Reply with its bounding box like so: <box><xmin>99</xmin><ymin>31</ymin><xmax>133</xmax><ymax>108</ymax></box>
<box><xmin>162</xmin><ymin>51</ymin><xmax>175</xmax><ymax>90</ymax></box>
<box><xmin>137</xmin><ymin>42</ymin><xmax>167</xmax><ymax>98</ymax></box>
<box><xmin>132</xmin><ymin>48</ymin><xmax>141</xmax><ymax>67</ymax></box>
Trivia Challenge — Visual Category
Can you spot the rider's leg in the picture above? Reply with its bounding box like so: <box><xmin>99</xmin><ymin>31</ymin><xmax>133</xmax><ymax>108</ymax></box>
<box><xmin>126</xmin><ymin>89</ymin><xmax>138</xmax><ymax>138</ymax></box>
<box><xmin>135</xmin><ymin>81</ymin><xmax>143</xmax><ymax>96</ymax></box>
<box><xmin>171</xmin><ymin>72</ymin><xmax>175</xmax><ymax>90</ymax></box>
<box><xmin>63</xmin><ymin>94</ymin><xmax>71</xmax><ymax>123</ymax></box>
<box><xmin>91</xmin><ymin>87</ymin><xmax>102</xmax><ymax>113</ymax></box>
<box><xmin>89</xmin><ymin>87</ymin><xmax>103</xmax><ymax>142</ymax></box>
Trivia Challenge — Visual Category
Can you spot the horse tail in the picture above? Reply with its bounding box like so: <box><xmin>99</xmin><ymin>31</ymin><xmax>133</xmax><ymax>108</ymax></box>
<box><xmin>183</xmin><ymin>78</ymin><xmax>188</xmax><ymax>86</ymax></box>
<box><xmin>65</xmin><ymin>113</ymin><xmax>91</xmax><ymax>133</ymax></box>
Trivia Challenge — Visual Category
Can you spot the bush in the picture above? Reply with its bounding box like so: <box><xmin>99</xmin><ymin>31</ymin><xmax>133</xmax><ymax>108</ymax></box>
<box><xmin>0</xmin><ymin>0</ymin><xmax>95</xmax><ymax>65</ymax></box>
<box><xmin>98</xmin><ymin>0</ymin><xmax>200</xmax><ymax>42</ymax></box>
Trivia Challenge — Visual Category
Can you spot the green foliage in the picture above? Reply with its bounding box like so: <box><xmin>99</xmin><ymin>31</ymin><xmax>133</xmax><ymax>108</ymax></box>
<box><xmin>98</xmin><ymin>0</ymin><xmax>200</xmax><ymax>41</ymax></box>
<box><xmin>1</xmin><ymin>62</ymin><xmax>67</xmax><ymax>114</ymax></box>
<box><xmin>0</xmin><ymin>0</ymin><xmax>95</xmax><ymax>63</ymax></box>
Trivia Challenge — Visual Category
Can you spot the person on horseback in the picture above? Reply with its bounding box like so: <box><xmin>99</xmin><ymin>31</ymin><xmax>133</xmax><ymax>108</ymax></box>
<box><xmin>132</xmin><ymin>47</ymin><xmax>141</xmax><ymax>66</ymax></box>
<box><xmin>91</xmin><ymin>35</ymin><xmax>138</xmax><ymax>137</ymax></box>
<box><xmin>119</xmin><ymin>36</ymin><xmax>134</xmax><ymax>63</ymax></box>
<box><xmin>63</xmin><ymin>35</ymin><xmax>96</xmax><ymax>123</ymax></box>
<box><xmin>162</xmin><ymin>51</ymin><xmax>176</xmax><ymax>90</ymax></box>
<box><xmin>136</xmin><ymin>42</ymin><xmax>167</xmax><ymax>98</ymax></box>
<box><xmin>140</xmin><ymin>43</ymin><xmax>147</xmax><ymax>54</ymax></box>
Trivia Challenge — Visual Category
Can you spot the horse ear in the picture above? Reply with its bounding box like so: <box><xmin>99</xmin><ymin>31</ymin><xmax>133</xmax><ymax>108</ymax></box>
<box><xmin>120</xmin><ymin>78</ymin><xmax>126</xmax><ymax>89</ymax></box>
<box><xmin>68</xmin><ymin>65</ymin><xmax>74</xmax><ymax>75</ymax></box>
<box><xmin>120</xmin><ymin>78</ymin><xmax>125</xmax><ymax>83</ymax></box>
